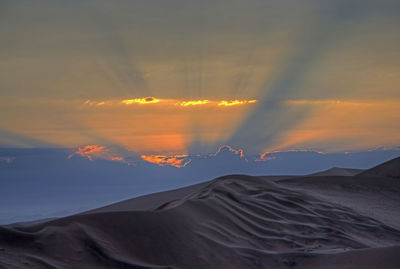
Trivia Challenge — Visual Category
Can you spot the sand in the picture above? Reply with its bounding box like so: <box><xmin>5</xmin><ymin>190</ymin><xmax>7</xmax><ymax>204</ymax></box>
<box><xmin>0</xmin><ymin>158</ymin><xmax>399</xmax><ymax>268</ymax></box>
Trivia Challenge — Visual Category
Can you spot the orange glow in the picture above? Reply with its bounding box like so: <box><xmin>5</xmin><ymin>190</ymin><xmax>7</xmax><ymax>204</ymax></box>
<box><xmin>141</xmin><ymin>154</ymin><xmax>191</xmax><ymax>168</ymax></box>
<box><xmin>286</xmin><ymin>99</ymin><xmax>374</xmax><ymax>106</ymax></box>
<box><xmin>76</xmin><ymin>96</ymin><xmax>258</xmax><ymax>153</ymax></box>
<box><xmin>256</xmin><ymin>149</ymin><xmax>325</xmax><ymax>161</ymax></box>
<box><xmin>277</xmin><ymin>99</ymin><xmax>400</xmax><ymax>152</ymax></box>
<box><xmin>218</xmin><ymin>100</ymin><xmax>257</xmax><ymax>106</ymax></box>
<box><xmin>68</xmin><ymin>145</ymin><xmax>127</xmax><ymax>163</ymax></box>
<box><xmin>122</xmin><ymin>97</ymin><xmax>161</xmax><ymax>105</ymax></box>
<box><xmin>177</xmin><ymin>100</ymin><xmax>209</xmax><ymax>106</ymax></box>
<box><xmin>127</xmin><ymin>134</ymin><xmax>187</xmax><ymax>154</ymax></box>
<box><xmin>272</xmin><ymin>129</ymin><xmax>330</xmax><ymax>152</ymax></box>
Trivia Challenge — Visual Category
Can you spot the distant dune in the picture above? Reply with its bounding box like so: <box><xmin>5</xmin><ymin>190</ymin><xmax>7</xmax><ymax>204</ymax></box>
<box><xmin>358</xmin><ymin>156</ymin><xmax>400</xmax><ymax>178</ymax></box>
<box><xmin>307</xmin><ymin>167</ymin><xmax>364</xmax><ymax>177</ymax></box>
<box><xmin>1</xmin><ymin>158</ymin><xmax>400</xmax><ymax>268</ymax></box>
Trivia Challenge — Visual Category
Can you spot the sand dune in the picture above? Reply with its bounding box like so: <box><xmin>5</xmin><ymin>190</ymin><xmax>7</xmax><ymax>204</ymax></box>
<box><xmin>358</xmin><ymin>156</ymin><xmax>400</xmax><ymax>178</ymax></box>
<box><xmin>83</xmin><ymin>182</ymin><xmax>210</xmax><ymax>215</ymax></box>
<box><xmin>278</xmin><ymin>175</ymin><xmax>400</xmax><ymax>230</ymax></box>
<box><xmin>1</xmin><ymin>159</ymin><xmax>400</xmax><ymax>268</ymax></box>
<box><xmin>307</xmin><ymin>167</ymin><xmax>364</xmax><ymax>177</ymax></box>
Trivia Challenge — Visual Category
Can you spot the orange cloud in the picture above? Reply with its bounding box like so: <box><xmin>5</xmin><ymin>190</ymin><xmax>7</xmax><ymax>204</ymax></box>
<box><xmin>68</xmin><ymin>145</ymin><xmax>127</xmax><ymax>163</ymax></box>
<box><xmin>0</xmin><ymin>156</ymin><xmax>15</xmax><ymax>164</ymax></box>
<box><xmin>141</xmin><ymin>145</ymin><xmax>247</xmax><ymax>167</ymax></box>
<box><xmin>141</xmin><ymin>154</ymin><xmax>191</xmax><ymax>168</ymax></box>
<box><xmin>121</xmin><ymin>97</ymin><xmax>161</xmax><ymax>105</ymax></box>
<box><xmin>177</xmin><ymin>100</ymin><xmax>209</xmax><ymax>106</ymax></box>
<box><xmin>111</xmin><ymin>156</ymin><xmax>125</xmax><ymax>162</ymax></box>
<box><xmin>85</xmin><ymin>97</ymin><xmax>257</xmax><ymax>108</ymax></box>
<box><xmin>218</xmin><ymin>100</ymin><xmax>257</xmax><ymax>106</ymax></box>
<box><xmin>256</xmin><ymin>149</ymin><xmax>325</xmax><ymax>161</ymax></box>
<box><xmin>71</xmin><ymin>144</ymin><xmax>106</xmax><ymax>161</ymax></box>
<box><xmin>84</xmin><ymin>100</ymin><xmax>108</xmax><ymax>106</ymax></box>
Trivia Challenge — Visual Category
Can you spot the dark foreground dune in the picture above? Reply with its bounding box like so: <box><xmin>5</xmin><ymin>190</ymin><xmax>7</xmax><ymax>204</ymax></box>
<box><xmin>1</xmin><ymin>158</ymin><xmax>400</xmax><ymax>268</ymax></box>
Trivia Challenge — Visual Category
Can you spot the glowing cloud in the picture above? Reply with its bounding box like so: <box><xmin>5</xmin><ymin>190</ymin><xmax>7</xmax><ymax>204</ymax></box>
<box><xmin>111</xmin><ymin>156</ymin><xmax>125</xmax><ymax>162</ymax></box>
<box><xmin>218</xmin><ymin>100</ymin><xmax>257</xmax><ymax>106</ymax></box>
<box><xmin>85</xmin><ymin>100</ymin><xmax>108</xmax><ymax>106</ymax></box>
<box><xmin>85</xmin><ymin>98</ymin><xmax>257</xmax><ymax>108</ymax></box>
<box><xmin>141</xmin><ymin>145</ymin><xmax>248</xmax><ymax>167</ymax></box>
<box><xmin>0</xmin><ymin>156</ymin><xmax>15</xmax><ymax>164</ymax></box>
<box><xmin>68</xmin><ymin>145</ymin><xmax>127</xmax><ymax>163</ymax></box>
<box><xmin>141</xmin><ymin>154</ymin><xmax>191</xmax><ymax>168</ymax></box>
<box><xmin>212</xmin><ymin>145</ymin><xmax>246</xmax><ymax>159</ymax></box>
<box><xmin>71</xmin><ymin>145</ymin><xmax>106</xmax><ymax>161</ymax></box>
<box><xmin>122</xmin><ymin>97</ymin><xmax>161</xmax><ymax>105</ymax></box>
<box><xmin>256</xmin><ymin>149</ymin><xmax>325</xmax><ymax>162</ymax></box>
<box><xmin>177</xmin><ymin>100</ymin><xmax>209</xmax><ymax>106</ymax></box>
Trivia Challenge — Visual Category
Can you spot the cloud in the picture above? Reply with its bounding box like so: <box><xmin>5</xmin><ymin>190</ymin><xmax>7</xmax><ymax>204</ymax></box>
<box><xmin>178</xmin><ymin>100</ymin><xmax>209</xmax><ymax>106</ymax></box>
<box><xmin>218</xmin><ymin>100</ymin><xmax>257</xmax><ymax>106</ymax></box>
<box><xmin>212</xmin><ymin>145</ymin><xmax>246</xmax><ymax>159</ymax></box>
<box><xmin>141</xmin><ymin>154</ymin><xmax>191</xmax><ymax>168</ymax></box>
<box><xmin>68</xmin><ymin>145</ymin><xmax>106</xmax><ymax>161</ymax></box>
<box><xmin>84</xmin><ymin>100</ymin><xmax>110</xmax><ymax>106</ymax></box>
<box><xmin>84</xmin><ymin>97</ymin><xmax>258</xmax><ymax>107</ymax></box>
<box><xmin>85</xmin><ymin>97</ymin><xmax>258</xmax><ymax>108</ymax></box>
<box><xmin>68</xmin><ymin>145</ymin><xmax>127</xmax><ymax>163</ymax></box>
<box><xmin>0</xmin><ymin>156</ymin><xmax>15</xmax><ymax>164</ymax></box>
<box><xmin>121</xmin><ymin>97</ymin><xmax>161</xmax><ymax>105</ymax></box>
<box><xmin>256</xmin><ymin>149</ymin><xmax>325</xmax><ymax>162</ymax></box>
<box><xmin>140</xmin><ymin>144</ymin><xmax>247</xmax><ymax>168</ymax></box>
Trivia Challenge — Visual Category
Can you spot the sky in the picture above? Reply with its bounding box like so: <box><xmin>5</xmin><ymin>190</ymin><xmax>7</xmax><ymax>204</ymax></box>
<box><xmin>1</xmin><ymin>0</ymin><xmax>400</xmax><ymax>223</ymax></box>
<box><xmin>1</xmin><ymin>0</ymin><xmax>400</xmax><ymax>157</ymax></box>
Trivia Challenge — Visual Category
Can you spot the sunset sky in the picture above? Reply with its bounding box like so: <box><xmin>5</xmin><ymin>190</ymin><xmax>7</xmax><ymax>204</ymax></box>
<box><xmin>1</xmin><ymin>0</ymin><xmax>399</xmax><ymax>157</ymax></box>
